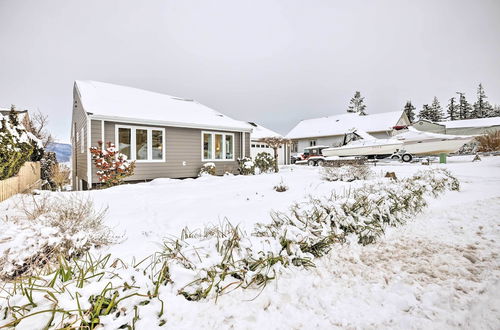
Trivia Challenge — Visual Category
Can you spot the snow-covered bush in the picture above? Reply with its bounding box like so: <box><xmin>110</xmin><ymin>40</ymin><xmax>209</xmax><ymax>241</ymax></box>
<box><xmin>0</xmin><ymin>110</ymin><xmax>40</xmax><ymax>180</ymax></box>
<box><xmin>90</xmin><ymin>141</ymin><xmax>135</xmax><ymax>187</ymax></box>
<box><xmin>0</xmin><ymin>194</ymin><xmax>115</xmax><ymax>279</ymax></box>
<box><xmin>161</xmin><ymin>168</ymin><xmax>460</xmax><ymax>300</ymax></box>
<box><xmin>237</xmin><ymin>157</ymin><xmax>255</xmax><ymax>175</ymax></box>
<box><xmin>254</xmin><ymin>152</ymin><xmax>276</xmax><ymax>173</ymax></box>
<box><xmin>476</xmin><ymin>130</ymin><xmax>500</xmax><ymax>152</ymax></box>
<box><xmin>321</xmin><ymin>164</ymin><xmax>373</xmax><ymax>182</ymax></box>
<box><xmin>199</xmin><ymin>162</ymin><xmax>216</xmax><ymax>176</ymax></box>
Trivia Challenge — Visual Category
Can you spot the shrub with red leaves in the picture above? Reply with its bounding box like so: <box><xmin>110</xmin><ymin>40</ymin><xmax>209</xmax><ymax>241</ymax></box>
<box><xmin>90</xmin><ymin>141</ymin><xmax>135</xmax><ymax>188</ymax></box>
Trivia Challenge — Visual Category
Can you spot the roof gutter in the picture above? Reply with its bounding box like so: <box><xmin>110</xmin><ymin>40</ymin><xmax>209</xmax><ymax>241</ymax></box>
<box><xmin>88</xmin><ymin>114</ymin><xmax>253</xmax><ymax>133</ymax></box>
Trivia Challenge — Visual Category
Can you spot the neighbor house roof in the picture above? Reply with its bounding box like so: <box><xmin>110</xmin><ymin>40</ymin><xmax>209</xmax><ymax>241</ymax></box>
<box><xmin>437</xmin><ymin>117</ymin><xmax>500</xmax><ymax>129</ymax></box>
<box><xmin>74</xmin><ymin>81</ymin><xmax>252</xmax><ymax>131</ymax></box>
<box><xmin>286</xmin><ymin>111</ymin><xmax>405</xmax><ymax>139</ymax></box>
<box><xmin>247</xmin><ymin>122</ymin><xmax>282</xmax><ymax>140</ymax></box>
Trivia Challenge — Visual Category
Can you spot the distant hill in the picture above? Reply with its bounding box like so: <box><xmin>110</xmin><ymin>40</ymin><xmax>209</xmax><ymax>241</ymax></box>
<box><xmin>46</xmin><ymin>142</ymin><xmax>72</xmax><ymax>162</ymax></box>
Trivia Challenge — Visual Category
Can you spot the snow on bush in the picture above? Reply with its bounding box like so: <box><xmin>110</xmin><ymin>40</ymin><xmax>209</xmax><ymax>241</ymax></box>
<box><xmin>198</xmin><ymin>162</ymin><xmax>216</xmax><ymax>176</ymax></box>
<box><xmin>321</xmin><ymin>164</ymin><xmax>373</xmax><ymax>182</ymax></box>
<box><xmin>273</xmin><ymin>179</ymin><xmax>288</xmax><ymax>192</ymax></box>
<box><xmin>0</xmin><ymin>254</ymin><xmax>168</xmax><ymax>329</ymax></box>
<box><xmin>254</xmin><ymin>152</ymin><xmax>276</xmax><ymax>173</ymax></box>
<box><xmin>0</xmin><ymin>109</ymin><xmax>42</xmax><ymax>180</ymax></box>
<box><xmin>0</xmin><ymin>194</ymin><xmax>116</xmax><ymax>279</ymax></box>
<box><xmin>162</xmin><ymin>168</ymin><xmax>459</xmax><ymax>300</ymax></box>
<box><xmin>90</xmin><ymin>141</ymin><xmax>135</xmax><ymax>187</ymax></box>
<box><xmin>237</xmin><ymin>157</ymin><xmax>255</xmax><ymax>175</ymax></box>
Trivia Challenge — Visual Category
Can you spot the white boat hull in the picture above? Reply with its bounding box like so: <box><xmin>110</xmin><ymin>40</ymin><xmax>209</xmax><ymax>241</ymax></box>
<box><xmin>322</xmin><ymin>143</ymin><xmax>402</xmax><ymax>157</ymax></box>
<box><xmin>401</xmin><ymin>138</ymin><xmax>473</xmax><ymax>155</ymax></box>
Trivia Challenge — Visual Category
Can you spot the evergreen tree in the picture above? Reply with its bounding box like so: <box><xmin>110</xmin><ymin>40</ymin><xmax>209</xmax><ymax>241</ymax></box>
<box><xmin>472</xmin><ymin>83</ymin><xmax>493</xmax><ymax>118</ymax></box>
<box><xmin>456</xmin><ymin>92</ymin><xmax>472</xmax><ymax>120</ymax></box>
<box><xmin>8</xmin><ymin>105</ymin><xmax>20</xmax><ymax>127</ymax></box>
<box><xmin>403</xmin><ymin>101</ymin><xmax>416</xmax><ymax>123</ymax></box>
<box><xmin>447</xmin><ymin>97</ymin><xmax>458</xmax><ymax>120</ymax></box>
<box><xmin>492</xmin><ymin>105</ymin><xmax>500</xmax><ymax>117</ymax></box>
<box><xmin>418</xmin><ymin>104</ymin><xmax>432</xmax><ymax>121</ymax></box>
<box><xmin>429</xmin><ymin>96</ymin><xmax>444</xmax><ymax>122</ymax></box>
<box><xmin>347</xmin><ymin>91</ymin><xmax>367</xmax><ymax>115</ymax></box>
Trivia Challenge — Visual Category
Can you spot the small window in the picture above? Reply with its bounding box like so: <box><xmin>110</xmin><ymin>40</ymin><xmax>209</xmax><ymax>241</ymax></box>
<box><xmin>309</xmin><ymin>140</ymin><xmax>316</xmax><ymax>147</ymax></box>
<box><xmin>251</xmin><ymin>144</ymin><xmax>256</xmax><ymax>148</ymax></box>
<box><xmin>225</xmin><ymin>135</ymin><xmax>233</xmax><ymax>159</ymax></box>
<box><xmin>152</xmin><ymin>130</ymin><xmax>163</xmax><ymax>160</ymax></box>
<box><xmin>215</xmin><ymin>134</ymin><xmax>223</xmax><ymax>160</ymax></box>
<box><xmin>292</xmin><ymin>142</ymin><xmax>298</xmax><ymax>153</ymax></box>
<box><xmin>118</xmin><ymin>128</ymin><xmax>131</xmax><ymax>159</ymax></box>
<box><xmin>203</xmin><ymin>133</ymin><xmax>213</xmax><ymax>160</ymax></box>
<box><xmin>136</xmin><ymin>129</ymin><xmax>148</xmax><ymax>160</ymax></box>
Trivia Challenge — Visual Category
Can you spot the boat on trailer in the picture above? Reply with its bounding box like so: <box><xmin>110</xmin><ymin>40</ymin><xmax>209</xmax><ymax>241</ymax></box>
<box><xmin>322</xmin><ymin>129</ymin><xmax>403</xmax><ymax>157</ymax></box>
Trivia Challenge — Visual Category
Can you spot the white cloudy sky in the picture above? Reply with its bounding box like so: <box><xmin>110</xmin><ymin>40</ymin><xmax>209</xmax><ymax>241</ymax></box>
<box><xmin>0</xmin><ymin>0</ymin><xmax>499</xmax><ymax>142</ymax></box>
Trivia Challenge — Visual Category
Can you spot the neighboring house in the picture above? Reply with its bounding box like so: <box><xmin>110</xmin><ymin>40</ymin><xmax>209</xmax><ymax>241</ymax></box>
<box><xmin>286</xmin><ymin>111</ymin><xmax>410</xmax><ymax>153</ymax></box>
<box><xmin>71</xmin><ymin>81</ymin><xmax>252</xmax><ymax>190</ymax></box>
<box><xmin>247</xmin><ymin>122</ymin><xmax>290</xmax><ymax>165</ymax></box>
<box><xmin>413</xmin><ymin>117</ymin><xmax>500</xmax><ymax>135</ymax></box>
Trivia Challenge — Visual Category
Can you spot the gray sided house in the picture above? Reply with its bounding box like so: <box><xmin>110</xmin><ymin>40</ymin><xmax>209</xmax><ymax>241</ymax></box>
<box><xmin>413</xmin><ymin>117</ymin><xmax>500</xmax><ymax>136</ymax></box>
<box><xmin>71</xmin><ymin>81</ymin><xmax>251</xmax><ymax>190</ymax></box>
<box><xmin>286</xmin><ymin>111</ymin><xmax>410</xmax><ymax>153</ymax></box>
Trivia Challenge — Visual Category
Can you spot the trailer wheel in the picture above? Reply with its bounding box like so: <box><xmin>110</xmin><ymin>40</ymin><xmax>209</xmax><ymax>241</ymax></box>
<box><xmin>317</xmin><ymin>159</ymin><xmax>325</xmax><ymax>166</ymax></box>
<box><xmin>307</xmin><ymin>159</ymin><xmax>316</xmax><ymax>166</ymax></box>
<box><xmin>402</xmin><ymin>153</ymin><xmax>413</xmax><ymax>162</ymax></box>
<box><xmin>391</xmin><ymin>154</ymin><xmax>401</xmax><ymax>160</ymax></box>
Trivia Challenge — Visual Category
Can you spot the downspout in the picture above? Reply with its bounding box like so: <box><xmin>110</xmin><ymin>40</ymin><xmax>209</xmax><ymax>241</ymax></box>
<box><xmin>87</xmin><ymin>117</ymin><xmax>92</xmax><ymax>189</ymax></box>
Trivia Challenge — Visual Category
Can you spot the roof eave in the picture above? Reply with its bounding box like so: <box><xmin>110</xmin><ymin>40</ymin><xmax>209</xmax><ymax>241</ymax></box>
<box><xmin>88</xmin><ymin>114</ymin><xmax>253</xmax><ymax>132</ymax></box>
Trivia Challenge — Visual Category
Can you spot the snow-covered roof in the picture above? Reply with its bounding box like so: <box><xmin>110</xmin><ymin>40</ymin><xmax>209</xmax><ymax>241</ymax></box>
<box><xmin>74</xmin><ymin>81</ymin><xmax>251</xmax><ymax>131</ymax></box>
<box><xmin>247</xmin><ymin>122</ymin><xmax>282</xmax><ymax>140</ymax></box>
<box><xmin>286</xmin><ymin>111</ymin><xmax>405</xmax><ymax>139</ymax></box>
<box><xmin>438</xmin><ymin>117</ymin><xmax>500</xmax><ymax>129</ymax></box>
<box><xmin>0</xmin><ymin>108</ymin><xmax>29</xmax><ymax>123</ymax></box>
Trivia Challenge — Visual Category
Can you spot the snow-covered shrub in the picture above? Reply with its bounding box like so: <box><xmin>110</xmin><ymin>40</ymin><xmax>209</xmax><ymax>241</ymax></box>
<box><xmin>0</xmin><ymin>254</ymin><xmax>168</xmax><ymax>328</ymax></box>
<box><xmin>476</xmin><ymin>130</ymin><xmax>500</xmax><ymax>152</ymax></box>
<box><xmin>412</xmin><ymin>168</ymin><xmax>460</xmax><ymax>196</ymax></box>
<box><xmin>321</xmin><ymin>165</ymin><xmax>373</xmax><ymax>182</ymax></box>
<box><xmin>90</xmin><ymin>141</ymin><xmax>135</xmax><ymax>187</ymax></box>
<box><xmin>254</xmin><ymin>152</ymin><xmax>276</xmax><ymax>173</ymax></box>
<box><xmin>273</xmin><ymin>179</ymin><xmax>288</xmax><ymax>192</ymax></box>
<box><xmin>0</xmin><ymin>194</ymin><xmax>115</xmax><ymax>279</ymax></box>
<box><xmin>237</xmin><ymin>157</ymin><xmax>255</xmax><ymax>175</ymax></box>
<box><xmin>199</xmin><ymin>162</ymin><xmax>216</xmax><ymax>176</ymax></box>
<box><xmin>161</xmin><ymin>168</ymin><xmax>460</xmax><ymax>301</ymax></box>
<box><xmin>0</xmin><ymin>110</ymin><xmax>39</xmax><ymax>180</ymax></box>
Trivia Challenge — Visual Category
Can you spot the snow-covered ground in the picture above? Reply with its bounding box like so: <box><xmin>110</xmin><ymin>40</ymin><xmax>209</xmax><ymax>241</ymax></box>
<box><xmin>1</xmin><ymin>155</ymin><xmax>499</xmax><ymax>329</ymax></box>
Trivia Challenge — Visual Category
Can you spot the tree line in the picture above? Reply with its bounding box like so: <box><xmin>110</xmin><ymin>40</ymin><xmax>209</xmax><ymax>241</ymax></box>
<box><xmin>345</xmin><ymin>84</ymin><xmax>500</xmax><ymax>123</ymax></box>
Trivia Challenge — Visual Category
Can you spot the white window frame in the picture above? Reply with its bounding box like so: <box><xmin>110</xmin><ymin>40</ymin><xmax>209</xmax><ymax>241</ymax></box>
<box><xmin>201</xmin><ymin>131</ymin><xmax>235</xmax><ymax>162</ymax></box>
<box><xmin>80</xmin><ymin>127</ymin><xmax>84</xmax><ymax>153</ymax></box>
<box><xmin>115</xmin><ymin>125</ymin><xmax>166</xmax><ymax>162</ymax></box>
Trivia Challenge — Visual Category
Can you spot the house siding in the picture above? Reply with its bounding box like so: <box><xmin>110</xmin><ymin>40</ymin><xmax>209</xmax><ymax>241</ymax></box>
<box><xmin>71</xmin><ymin>87</ymin><xmax>89</xmax><ymax>190</ymax></box>
<box><xmin>89</xmin><ymin>121</ymin><xmax>247</xmax><ymax>182</ymax></box>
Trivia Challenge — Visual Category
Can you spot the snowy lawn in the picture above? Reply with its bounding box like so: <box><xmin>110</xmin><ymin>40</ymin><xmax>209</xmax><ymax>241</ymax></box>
<box><xmin>0</xmin><ymin>155</ymin><xmax>499</xmax><ymax>329</ymax></box>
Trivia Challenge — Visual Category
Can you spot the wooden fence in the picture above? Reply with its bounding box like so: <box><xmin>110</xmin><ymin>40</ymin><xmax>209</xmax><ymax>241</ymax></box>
<box><xmin>0</xmin><ymin>162</ymin><xmax>41</xmax><ymax>202</ymax></box>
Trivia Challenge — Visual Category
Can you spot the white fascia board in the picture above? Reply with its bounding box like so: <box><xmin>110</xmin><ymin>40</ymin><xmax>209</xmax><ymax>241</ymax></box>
<box><xmin>88</xmin><ymin>114</ymin><xmax>253</xmax><ymax>133</ymax></box>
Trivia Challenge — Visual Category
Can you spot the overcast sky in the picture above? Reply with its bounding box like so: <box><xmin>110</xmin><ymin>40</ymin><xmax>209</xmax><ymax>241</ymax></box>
<box><xmin>1</xmin><ymin>0</ymin><xmax>499</xmax><ymax>143</ymax></box>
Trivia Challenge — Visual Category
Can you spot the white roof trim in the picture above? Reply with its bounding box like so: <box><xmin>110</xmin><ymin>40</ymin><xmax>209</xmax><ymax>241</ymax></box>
<box><xmin>89</xmin><ymin>114</ymin><xmax>253</xmax><ymax>132</ymax></box>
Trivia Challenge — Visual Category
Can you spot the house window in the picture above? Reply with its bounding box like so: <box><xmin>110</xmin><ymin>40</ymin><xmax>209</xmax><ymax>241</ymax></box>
<box><xmin>251</xmin><ymin>144</ymin><xmax>256</xmax><ymax>148</ymax></box>
<box><xmin>309</xmin><ymin>140</ymin><xmax>316</xmax><ymax>147</ymax></box>
<box><xmin>202</xmin><ymin>131</ymin><xmax>235</xmax><ymax>161</ymax></box>
<box><xmin>116</xmin><ymin>125</ymin><xmax>165</xmax><ymax>162</ymax></box>
<box><xmin>118</xmin><ymin>128</ymin><xmax>131</xmax><ymax>159</ymax></box>
<box><xmin>80</xmin><ymin>127</ymin><xmax>85</xmax><ymax>153</ymax></box>
<box><xmin>292</xmin><ymin>142</ymin><xmax>298</xmax><ymax>153</ymax></box>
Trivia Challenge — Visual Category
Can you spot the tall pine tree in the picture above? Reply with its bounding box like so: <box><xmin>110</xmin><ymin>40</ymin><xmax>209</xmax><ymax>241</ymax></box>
<box><xmin>346</xmin><ymin>91</ymin><xmax>367</xmax><ymax>116</ymax></box>
<box><xmin>456</xmin><ymin>92</ymin><xmax>471</xmax><ymax>120</ymax></box>
<box><xmin>472</xmin><ymin>83</ymin><xmax>493</xmax><ymax>118</ymax></box>
<box><xmin>418</xmin><ymin>104</ymin><xmax>432</xmax><ymax>121</ymax></box>
<box><xmin>403</xmin><ymin>101</ymin><xmax>416</xmax><ymax>123</ymax></box>
<box><xmin>447</xmin><ymin>97</ymin><xmax>458</xmax><ymax>120</ymax></box>
<box><xmin>429</xmin><ymin>96</ymin><xmax>444</xmax><ymax>122</ymax></box>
